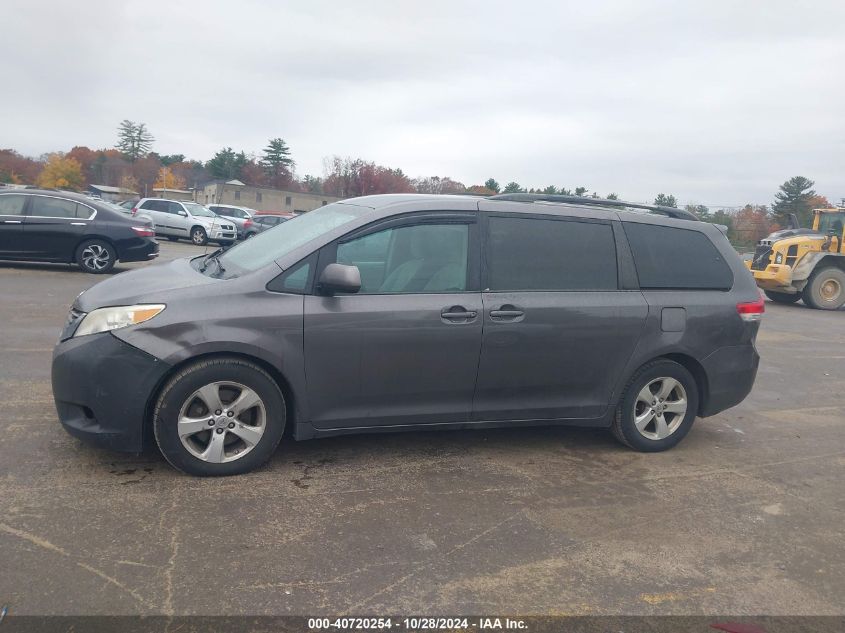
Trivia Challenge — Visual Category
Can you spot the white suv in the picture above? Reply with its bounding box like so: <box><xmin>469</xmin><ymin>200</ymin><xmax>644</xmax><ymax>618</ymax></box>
<box><xmin>207</xmin><ymin>204</ymin><xmax>255</xmax><ymax>239</ymax></box>
<box><xmin>133</xmin><ymin>199</ymin><xmax>236</xmax><ymax>246</ymax></box>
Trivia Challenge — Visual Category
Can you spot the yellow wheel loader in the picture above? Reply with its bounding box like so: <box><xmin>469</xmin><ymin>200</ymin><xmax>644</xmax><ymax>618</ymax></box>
<box><xmin>746</xmin><ymin>207</ymin><xmax>845</xmax><ymax>310</ymax></box>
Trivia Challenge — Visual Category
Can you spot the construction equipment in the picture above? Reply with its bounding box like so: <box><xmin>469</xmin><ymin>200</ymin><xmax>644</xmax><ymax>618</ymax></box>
<box><xmin>747</xmin><ymin>207</ymin><xmax>845</xmax><ymax>310</ymax></box>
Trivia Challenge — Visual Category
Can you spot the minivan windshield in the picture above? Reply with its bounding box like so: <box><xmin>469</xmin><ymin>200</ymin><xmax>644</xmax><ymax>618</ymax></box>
<box><xmin>212</xmin><ymin>201</ymin><xmax>373</xmax><ymax>277</ymax></box>
<box><xmin>184</xmin><ymin>202</ymin><xmax>215</xmax><ymax>218</ymax></box>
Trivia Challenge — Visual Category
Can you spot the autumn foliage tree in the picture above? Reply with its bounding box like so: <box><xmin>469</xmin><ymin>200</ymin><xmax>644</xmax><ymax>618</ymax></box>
<box><xmin>0</xmin><ymin>149</ymin><xmax>42</xmax><ymax>184</ymax></box>
<box><xmin>322</xmin><ymin>156</ymin><xmax>415</xmax><ymax>198</ymax></box>
<box><xmin>36</xmin><ymin>154</ymin><xmax>84</xmax><ymax>190</ymax></box>
<box><xmin>154</xmin><ymin>167</ymin><xmax>187</xmax><ymax>190</ymax></box>
<box><xmin>732</xmin><ymin>204</ymin><xmax>770</xmax><ymax>246</ymax></box>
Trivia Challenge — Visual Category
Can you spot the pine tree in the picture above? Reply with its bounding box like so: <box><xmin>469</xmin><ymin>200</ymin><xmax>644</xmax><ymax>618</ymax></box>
<box><xmin>261</xmin><ymin>138</ymin><xmax>294</xmax><ymax>188</ymax></box>
<box><xmin>484</xmin><ymin>178</ymin><xmax>500</xmax><ymax>193</ymax></box>
<box><xmin>116</xmin><ymin>120</ymin><xmax>154</xmax><ymax>162</ymax></box>
<box><xmin>771</xmin><ymin>176</ymin><xmax>816</xmax><ymax>228</ymax></box>
<box><xmin>654</xmin><ymin>193</ymin><xmax>678</xmax><ymax>208</ymax></box>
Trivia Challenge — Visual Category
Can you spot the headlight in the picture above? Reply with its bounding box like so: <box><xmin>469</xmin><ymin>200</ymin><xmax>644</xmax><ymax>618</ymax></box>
<box><xmin>774</xmin><ymin>252</ymin><xmax>783</xmax><ymax>264</ymax></box>
<box><xmin>74</xmin><ymin>304</ymin><xmax>165</xmax><ymax>337</ymax></box>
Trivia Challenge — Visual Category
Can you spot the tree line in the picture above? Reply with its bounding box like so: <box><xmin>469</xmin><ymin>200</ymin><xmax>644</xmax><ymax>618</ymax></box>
<box><xmin>0</xmin><ymin>121</ymin><xmax>838</xmax><ymax>245</ymax></box>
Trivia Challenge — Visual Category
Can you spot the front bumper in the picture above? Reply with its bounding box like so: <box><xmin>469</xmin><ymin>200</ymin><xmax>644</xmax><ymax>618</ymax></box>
<box><xmin>745</xmin><ymin>260</ymin><xmax>795</xmax><ymax>291</ymax></box>
<box><xmin>52</xmin><ymin>332</ymin><xmax>171</xmax><ymax>452</ymax></box>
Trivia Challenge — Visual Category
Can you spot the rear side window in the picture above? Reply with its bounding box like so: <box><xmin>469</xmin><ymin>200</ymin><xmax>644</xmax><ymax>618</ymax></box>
<box><xmin>486</xmin><ymin>216</ymin><xmax>618</xmax><ymax>291</ymax></box>
<box><xmin>624</xmin><ymin>222</ymin><xmax>733</xmax><ymax>290</ymax></box>
<box><xmin>29</xmin><ymin>197</ymin><xmax>82</xmax><ymax>218</ymax></box>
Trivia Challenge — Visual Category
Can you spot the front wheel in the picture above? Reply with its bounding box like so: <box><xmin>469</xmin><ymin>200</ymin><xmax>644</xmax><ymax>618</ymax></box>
<box><xmin>764</xmin><ymin>290</ymin><xmax>801</xmax><ymax>304</ymax></box>
<box><xmin>153</xmin><ymin>358</ymin><xmax>286</xmax><ymax>476</ymax></box>
<box><xmin>190</xmin><ymin>226</ymin><xmax>208</xmax><ymax>246</ymax></box>
<box><xmin>76</xmin><ymin>239</ymin><xmax>116</xmax><ymax>274</ymax></box>
<box><xmin>802</xmin><ymin>267</ymin><xmax>845</xmax><ymax>310</ymax></box>
<box><xmin>611</xmin><ymin>359</ymin><xmax>699</xmax><ymax>452</ymax></box>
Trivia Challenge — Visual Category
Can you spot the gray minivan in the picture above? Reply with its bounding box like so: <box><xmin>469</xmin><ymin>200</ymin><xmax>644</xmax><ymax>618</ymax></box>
<box><xmin>52</xmin><ymin>194</ymin><xmax>762</xmax><ymax>476</ymax></box>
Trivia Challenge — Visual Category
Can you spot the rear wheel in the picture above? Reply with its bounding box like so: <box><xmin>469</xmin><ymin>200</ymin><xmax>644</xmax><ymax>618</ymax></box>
<box><xmin>190</xmin><ymin>226</ymin><xmax>208</xmax><ymax>246</ymax></box>
<box><xmin>611</xmin><ymin>359</ymin><xmax>699</xmax><ymax>452</ymax></box>
<box><xmin>802</xmin><ymin>267</ymin><xmax>845</xmax><ymax>310</ymax></box>
<box><xmin>75</xmin><ymin>239</ymin><xmax>116</xmax><ymax>274</ymax></box>
<box><xmin>153</xmin><ymin>358</ymin><xmax>286</xmax><ymax>476</ymax></box>
<box><xmin>764</xmin><ymin>290</ymin><xmax>801</xmax><ymax>304</ymax></box>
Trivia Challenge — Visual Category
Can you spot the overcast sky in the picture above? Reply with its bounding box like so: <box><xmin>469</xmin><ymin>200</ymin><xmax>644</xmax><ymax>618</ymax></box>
<box><xmin>3</xmin><ymin>0</ymin><xmax>844</xmax><ymax>206</ymax></box>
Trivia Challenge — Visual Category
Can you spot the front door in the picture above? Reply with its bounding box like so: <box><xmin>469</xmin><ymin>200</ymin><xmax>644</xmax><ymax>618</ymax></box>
<box><xmin>304</xmin><ymin>213</ymin><xmax>482</xmax><ymax>430</ymax></box>
<box><xmin>473</xmin><ymin>213</ymin><xmax>648</xmax><ymax>421</ymax></box>
<box><xmin>21</xmin><ymin>195</ymin><xmax>91</xmax><ymax>262</ymax></box>
<box><xmin>0</xmin><ymin>194</ymin><xmax>27</xmax><ymax>258</ymax></box>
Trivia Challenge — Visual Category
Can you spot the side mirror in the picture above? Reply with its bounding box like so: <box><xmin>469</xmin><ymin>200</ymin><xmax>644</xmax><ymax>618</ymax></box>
<box><xmin>178</xmin><ymin>210</ymin><xmax>188</xmax><ymax>217</ymax></box>
<box><xmin>318</xmin><ymin>263</ymin><xmax>361</xmax><ymax>295</ymax></box>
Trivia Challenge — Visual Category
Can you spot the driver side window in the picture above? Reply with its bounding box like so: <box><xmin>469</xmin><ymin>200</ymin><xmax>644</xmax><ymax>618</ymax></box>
<box><xmin>336</xmin><ymin>223</ymin><xmax>469</xmax><ymax>294</ymax></box>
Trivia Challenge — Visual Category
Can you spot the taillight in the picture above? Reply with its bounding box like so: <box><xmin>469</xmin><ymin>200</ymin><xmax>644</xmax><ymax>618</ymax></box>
<box><xmin>131</xmin><ymin>207</ymin><xmax>138</xmax><ymax>216</ymax></box>
<box><xmin>737</xmin><ymin>294</ymin><xmax>765</xmax><ymax>322</ymax></box>
<box><xmin>131</xmin><ymin>226</ymin><xmax>155</xmax><ymax>238</ymax></box>
<box><xmin>243</xmin><ymin>219</ymin><xmax>253</xmax><ymax>228</ymax></box>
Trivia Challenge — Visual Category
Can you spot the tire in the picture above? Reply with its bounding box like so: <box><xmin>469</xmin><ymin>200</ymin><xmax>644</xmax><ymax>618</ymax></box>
<box><xmin>166</xmin><ymin>236</ymin><xmax>179</xmax><ymax>242</ymax></box>
<box><xmin>802</xmin><ymin>267</ymin><xmax>845</xmax><ymax>310</ymax></box>
<box><xmin>75</xmin><ymin>239</ymin><xmax>116</xmax><ymax>274</ymax></box>
<box><xmin>244</xmin><ymin>232</ymin><xmax>256</xmax><ymax>239</ymax></box>
<box><xmin>190</xmin><ymin>226</ymin><xmax>208</xmax><ymax>246</ymax></box>
<box><xmin>153</xmin><ymin>357</ymin><xmax>286</xmax><ymax>476</ymax></box>
<box><xmin>764</xmin><ymin>290</ymin><xmax>801</xmax><ymax>304</ymax></box>
<box><xmin>611</xmin><ymin>359</ymin><xmax>699</xmax><ymax>452</ymax></box>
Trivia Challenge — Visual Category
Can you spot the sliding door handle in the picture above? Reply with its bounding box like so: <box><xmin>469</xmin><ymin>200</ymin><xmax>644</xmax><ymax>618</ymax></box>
<box><xmin>441</xmin><ymin>306</ymin><xmax>477</xmax><ymax>322</ymax></box>
<box><xmin>490</xmin><ymin>309</ymin><xmax>524</xmax><ymax>318</ymax></box>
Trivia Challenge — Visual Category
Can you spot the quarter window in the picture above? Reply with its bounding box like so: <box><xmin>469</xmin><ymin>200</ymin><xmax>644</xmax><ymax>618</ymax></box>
<box><xmin>486</xmin><ymin>216</ymin><xmax>618</xmax><ymax>291</ymax></box>
<box><xmin>624</xmin><ymin>222</ymin><xmax>733</xmax><ymax>290</ymax></box>
<box><xmin>0</xmin><ymin>195</ymin><xmax>26</xmax><ymax>215</ymax></box>
<box><xmin>336</xmin><ymin>223</ymin><xmax>469</xmax><ymax>294</ymax></box>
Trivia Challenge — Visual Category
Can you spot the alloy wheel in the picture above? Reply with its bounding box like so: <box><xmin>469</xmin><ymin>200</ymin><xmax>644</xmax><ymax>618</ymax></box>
<box><xmin>192</xmin><ymin>229</ymin><xmax>206</xmax><ymax>245</ymax></box>
<box><xmin>81</xmin><ymin>244</ymin><xmax>111</xmax><ymax>271</ymax></box>
<box><xmin>177</xmin><ymin>381</ymin><xmax>266</xmax><ymax>463</ymax></box>
<box><xmin>632</xmin><ymin>377</ymin><xmax>688</xmax><ymax>440</ymax></box>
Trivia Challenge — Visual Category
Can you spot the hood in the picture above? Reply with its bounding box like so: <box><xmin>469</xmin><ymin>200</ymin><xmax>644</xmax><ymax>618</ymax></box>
<box><xmin>764</xmin><ymin>227</ymin><xmax>820</xmax><ymax>242</ymax></box>
<box><xmin>75</xmin><ymin>258</ymin><xmax>215</xmax><ymax>311</ymax></box>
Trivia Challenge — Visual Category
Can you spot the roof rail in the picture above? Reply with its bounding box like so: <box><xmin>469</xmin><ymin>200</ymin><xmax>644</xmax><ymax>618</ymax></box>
<box><xmin>488</xmin><ymin>193</ymin><xmax>700</xmax><ymax>222</ymax></box>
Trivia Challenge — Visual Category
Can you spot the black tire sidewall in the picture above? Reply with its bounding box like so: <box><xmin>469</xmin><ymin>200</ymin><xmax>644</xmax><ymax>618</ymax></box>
<box><xmin>75</xmin><ymin>239</ymin><xmax>116</xmax><ymax>274</ymax></box>
<box><xmin>616</xmin><ymin>360</ymin><xmax>699</xmax><ymax>452</ymax></box>
<box><xmin>154</xmin><ymin>360</ymin><xmax>286</xmax><ymax>476</ymax></box>
<box><xmin>764</xmin><ymin>290</ymin><xmax>801</xmax><ymax>304</ymax></box>
<box><xmin>191</xmin><ymin>226</ymin><xmax>208</xmax><ymax>245</ymax></box>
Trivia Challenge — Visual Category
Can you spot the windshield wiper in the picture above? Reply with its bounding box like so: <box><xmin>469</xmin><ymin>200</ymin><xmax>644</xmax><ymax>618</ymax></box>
<box><xmin>199</xmin><ymin>248</ymin><xmax>225</xmax><ymax>275</ymax></box>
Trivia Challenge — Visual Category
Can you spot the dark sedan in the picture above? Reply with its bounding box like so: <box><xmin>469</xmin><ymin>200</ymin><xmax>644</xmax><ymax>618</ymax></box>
<box><xmin>0</xmin><ymin>189</ymin><xmax>158</xmax><ymax>273</ymax></box>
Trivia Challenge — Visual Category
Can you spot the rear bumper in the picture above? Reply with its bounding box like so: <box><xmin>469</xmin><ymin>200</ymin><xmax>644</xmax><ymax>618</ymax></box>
<box><xmin>699</xmin><ymin>344</ymin><xmax>760</xmax><ymax>417</ymax></box>
<box><xmin>118</xmin><ymin>238</ymin><xmax>159</xmax><ymax>263</ymax></box>
<box><xmin>52</xmin><ymin>332</ymin><xmax>171</xmax><ymax>452</ymax></box>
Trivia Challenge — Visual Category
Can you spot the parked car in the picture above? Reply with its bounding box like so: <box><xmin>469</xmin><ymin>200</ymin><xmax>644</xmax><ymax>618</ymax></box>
<box><xmin>0</xmin><ymin>189</ymin><xmax>158</xmax><ymax>273</ymax></box>
<box><xmin>242</xmin><ymin>213</ymin><xmax>289</xmax><ymax>238</ymax></box>
<box><xmin>133</xmin><ymin>198</ymin><xmax>236</xmax><ymax>246</ymax></box>
<box><xmin>105</xmin><ymin>200</ymin><xmax>155</xmax><ymax>228</ymax></box>
<box><xmin>52</xmin><ymin>193</ymin><xmax>762</xmax><ymax>476</ymax></box>
<box><xmin>118</xmin><ymin>199</ymin><xmax>139</xmax><ymax>211</ymax></box>
<box><xmin>207</xmin><ymin>204</ymin><xmax>255</xmax><ymax>239</ymax></box>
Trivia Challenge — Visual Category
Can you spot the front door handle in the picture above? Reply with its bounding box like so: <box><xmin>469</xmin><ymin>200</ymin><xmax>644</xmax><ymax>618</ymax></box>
<box><xmin>490</xmin><ymin>305</ymin><xmax>525</xmax><ymax>321</ymax></box>
<box><xmin>441</xmin><ymin>306</ymin><xmax>477</xmax><ymax>322</ymax></box>
<box><xmin>1</xmin><ymin>220</ymin><xmax>22</xmax><ymax>224</ymax></box>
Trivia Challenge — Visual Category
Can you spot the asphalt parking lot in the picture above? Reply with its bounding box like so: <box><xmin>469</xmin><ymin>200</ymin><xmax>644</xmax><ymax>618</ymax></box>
<box><xmin>1</xmin><ymin>241</ymin><xmax>843</xmax><ymax>617</ymax></box>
